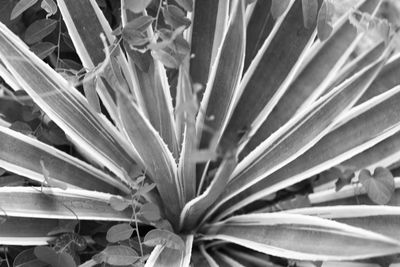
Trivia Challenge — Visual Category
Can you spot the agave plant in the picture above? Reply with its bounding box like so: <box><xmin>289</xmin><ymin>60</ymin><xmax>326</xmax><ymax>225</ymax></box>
<box><xmin>1</xmin><ymin>0</ymin><xmax>400</xmax><ymax>265</ymax></box>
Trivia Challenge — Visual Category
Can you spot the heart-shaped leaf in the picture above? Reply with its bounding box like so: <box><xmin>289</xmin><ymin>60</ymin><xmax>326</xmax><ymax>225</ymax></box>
<box><xmin>359</xmin><ymin>167</ymin><xmax>395</xmax><ymax>205</ymax></box>
<box><xmin>162</xmin><ymin>5</ymin><xmax>191</xmax><ymax>29</ymax></box>
<box><xmin>106</xmin><ymin>223</ymin><xmax>134</xmax><ymax>243</ymax></box>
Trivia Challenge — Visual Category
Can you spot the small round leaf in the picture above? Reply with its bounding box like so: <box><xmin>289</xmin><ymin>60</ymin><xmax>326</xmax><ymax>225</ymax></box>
<box><xmin>106</xmin><ymin>223</ymin><xmax>134</xmax><ymax>243</ymax></box>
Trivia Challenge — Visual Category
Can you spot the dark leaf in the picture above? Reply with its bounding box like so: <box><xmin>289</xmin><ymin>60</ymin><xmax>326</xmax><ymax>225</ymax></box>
<box><xmin>30</xmin><ymin>42</ymin><xmax>57</xmax><ymax>59</ymax></box>
<box><xmin>13</xmin><ymin>248</ymin><xmax>49</xmax><ymax>267</ymax></box>
<box><xmin>10</xmin><ymin>121</ymin><xmax>33</xmax><ymax>135</ymax></box>
<box><xmin>24</xmin><ymin>19</ymin><xmax>58</xmax><ymax>45</ymax></box>
<box><xmin>37</xmin><ymin>121</ymin><xmax>69</xmax><ymax>146</ymax></box>
<box><xmin>162</xmin><ymin>5</ymin><xmax>191</xmax><ymax>29</ymax></box>
<box><xmin>125</xmin><ymin>43</ymin><xmax>152</xmax><ymax>71</ymax></box>
<box><xmin>10</xmin><ymin>0</ymin><xmax>38</xmax><ymax>20</ymax></box>
<box><xmin>34</xmin><ymin>246</ymin><xmax>76</xmax><ymax>267</ymax></box>
<box><xmin>52</xmin><ymin>232</ymin><xmax>87</xmax><ymax>252</ymax></box>
<box><xmin>334</xmin><ymin>165</ymin><xmax>356</xmax><ymax>191</ymax></box>
<box><xmin>106</xmin><ymin>223</ymin><xmax>134</xmax><ymax>243</ymax></box>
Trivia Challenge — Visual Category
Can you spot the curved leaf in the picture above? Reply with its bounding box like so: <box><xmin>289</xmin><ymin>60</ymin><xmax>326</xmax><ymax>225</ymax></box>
<box><xmin>0</xmin><ymin>126</ymin><xmax>127</xmax><ymax>194</ymax></box>
<box><xmin>196</xmin><ymin>0</ymin><xmax>246</xmax><ymax>148</ymax></box>
<box><xmin>213</xmin><ymin>57</ymin><xmax>387</xmax><ymax>219</ymax></box>
<box><xmin>288</xmin><ymin>205</ymin><xmax>400</xmax><ymax>242</ymax></box>
<box><xmin>117</xmin><ymin>94</ymin><xmax>180</xmax><ymax>223</ymax></box>
<box><xmin>242</xmin><ymin>0</ymin><xmax>382</xmax><ymax>158</ymax></box>
<box><xmin>0</xmin><ymin>187</ymin><xmax>132</xmax><ymax>221</ymax></box>
<box><xmin>0</xmin><ymin>21</ymin><xmax>139</xmax><ymax>182</ymax></box>
<box><xmin>144</xmin><ymin>235</ymin><xmax>193</xmax><ymax>267</ymax></box>
<box><xmin>202</xmin><ymin>213</ymin><xmax>400</xmax><ymax>261</ymax></box>
<box><xmin>0</xmin><ymin>217</ymin><xmax>59</xmax><ymax>246</ymax></box>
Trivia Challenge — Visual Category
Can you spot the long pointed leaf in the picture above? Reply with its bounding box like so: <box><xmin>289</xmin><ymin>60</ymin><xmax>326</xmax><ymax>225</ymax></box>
<box><xmin>241</xmin><ymin>0</ymin><xmax>382</xmax><ymax>157</ymax></box>
<box><xmin>117</xmin><ymin>94</ymin><xmax>180</xmax><ymax>225</ymax></box>
<box><xmin>0</xmin><ymin>21</ymin><xmax>139</xmax><ymax>182</ymax></box>
<box><xmin>190</xmin><ymin>0</ymin><xmax>229</xmax><ymax>88</ymax></box>
<box><xmin>196</xmin><ymin>0</ymin><xmax>246</xmax><ymax>148</ymax></box>
<box><xmin>0</xmin><ymin>217</ymin><xmax>60</xmax><ymax>245</ymax></box>
<box><xmin>287</xmin><ymin>205</ymin><xmax>400</xmax><ymax>242</ymax></box>
<box><xmin>121</xmin><ymin>8</ymin><xmax>179</xmax><ymax>157</ymax></box>
<box><xmin>0</xmin><ymin>187</ymin><xmax>132</xmax><ymax>221</ymax></box>
<box><xmin>180</xmin><ymin>153</ymin><xmax>237</xmax><ymax>231</ymax></box>
<box><xmin>202</xmin><ymin>213</ymin><xmax>400</xmax><ymax>261</ymax></box>
<box><xmin>213</xmin><ymin>57</ymin><xmax>387</xmax><ymax>218</ymax></box>
<box><xmin>215</xmin><ymin>82</ymin><xmax>400</xmax><ymax>220</ymax></box>
<box><xmin>243</xmin><ymin>0</ymin><xmax>274</xmax><ymax>71</ymax></box>
<box><xmin>0</xmin><ymin>126</ymin><xmax>129</xmax><ymax>194</ymax></box>
<box><xmin>220</xmin><ymin>0</ymin><xmax>319</xmax><ymax>148</ymax></box>
<box><xmin>57</xmin><ymin>0</ymin><xmax>134</xmax><ymax>124</ymax></box>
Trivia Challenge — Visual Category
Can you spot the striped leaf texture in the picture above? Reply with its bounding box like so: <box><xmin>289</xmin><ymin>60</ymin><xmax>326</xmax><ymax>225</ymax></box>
<box><xmin>1</xmin><ymin>0</ymin><xmax>400</xmax><ymax>265</ymax></box>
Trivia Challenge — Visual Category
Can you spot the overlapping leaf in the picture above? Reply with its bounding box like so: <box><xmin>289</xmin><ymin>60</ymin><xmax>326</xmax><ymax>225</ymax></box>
<box><xmin>0</xmin><ymin>21</ymin><xmax>139</xmax><ymax>182</ymax></box>
<box><xmin>0</xmin><ymin>126</ymin><xmax>128</xmax><ymax>194</ymax></box>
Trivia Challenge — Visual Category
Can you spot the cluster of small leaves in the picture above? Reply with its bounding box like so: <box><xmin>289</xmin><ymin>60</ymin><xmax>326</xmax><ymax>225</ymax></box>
<box><xmin>317</xmin><ymin>165</ymin><xmax>396</xmax><ymax>205</ymax></box>
<box><xmin>10</xmin><ymin>221</ymin><xmax>85</xmax><ymax>267</ymax></box>
<box><xmin>10</xmin><ymin>0</ymin><xmax>58</xmax><ymax>59</ymax></box>
<box><xmin>118</xmin><ymin>0</ymin><xmax>192</xmax><ymax>69</ymax></box>
<box><xmin>90</xmin><ymin>174</ymin><xmax>184</xmax><ymax>266</ymax></box>
<box><xmin>349</xmin><ymin>9</ymin><xmax>400</xmax><ymax>47</ymax></box>
<box><xmin>0</xmin><ymin>89</ymin><xmax>69</xmax><ymax>144</ymax></box>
